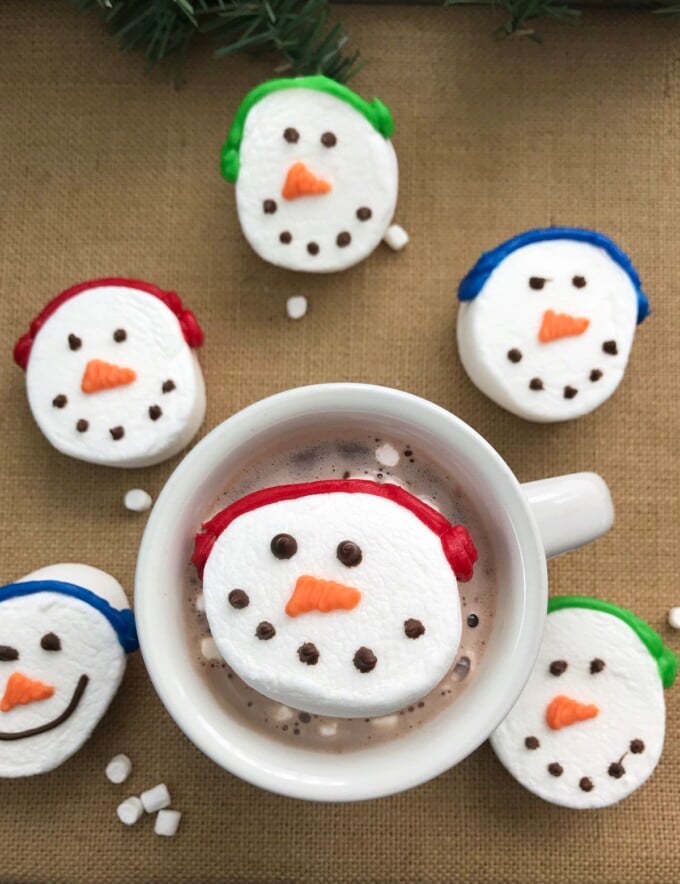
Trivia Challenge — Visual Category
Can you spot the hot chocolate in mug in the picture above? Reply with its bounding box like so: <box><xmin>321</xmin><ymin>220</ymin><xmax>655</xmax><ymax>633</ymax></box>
<box><xmin>135</xmin><ymin>384</ymin><xmax>613</xmax><ymax>801</ymax></box>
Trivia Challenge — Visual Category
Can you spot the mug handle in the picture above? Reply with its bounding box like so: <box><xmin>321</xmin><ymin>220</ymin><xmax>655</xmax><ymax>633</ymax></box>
<box><xmin>521</xmin><ymin>472</ymin><xmax>614</xmax><ymax>559</ymax></box>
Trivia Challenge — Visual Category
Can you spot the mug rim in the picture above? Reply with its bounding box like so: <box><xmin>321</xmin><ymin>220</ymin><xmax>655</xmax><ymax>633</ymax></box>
<box><xmin>135</xmin><ymin>383</ymin><xmax>547</xmax><ymax>801</ymax></box>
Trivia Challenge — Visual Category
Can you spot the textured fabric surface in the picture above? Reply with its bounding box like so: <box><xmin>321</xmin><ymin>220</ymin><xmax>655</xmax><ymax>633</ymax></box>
<box><xmin>1</xmin><ymin>3</ymin><xmax>679</xmax><ymax>882</ymax></box>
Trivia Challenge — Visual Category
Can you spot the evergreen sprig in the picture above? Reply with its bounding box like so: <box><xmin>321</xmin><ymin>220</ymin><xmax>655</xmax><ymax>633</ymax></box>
<box><xmin>445</xmin><ymin>0</ymin><xmax>580</xmax><ymax>42</ymax></box>
<box><xmin>71</xmin><ymin>0</ymin><xmax>362</xmax><ymax>83</ymax></box>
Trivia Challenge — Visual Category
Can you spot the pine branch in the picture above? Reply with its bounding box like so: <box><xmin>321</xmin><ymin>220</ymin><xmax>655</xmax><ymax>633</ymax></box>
<box><xmin>653</xmin><ymin>0</ymin><xmax>680</xmax><ymax>14</ymax></box>
<box><xmin>70</xmin><ymin>0</ymin><xmax>362</xmax><ymax>83</ymax></box>
<box><xmin>445</xmin><ymin>0</ymin><xmax>580</xmax><ymax>42</ymax></box>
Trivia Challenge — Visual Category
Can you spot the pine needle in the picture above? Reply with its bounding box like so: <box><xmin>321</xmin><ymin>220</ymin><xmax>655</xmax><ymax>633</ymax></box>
<box><xmin>446</xmin><ymin>0</ymin><xmax>580</xmax><ymax>42</ymax></box>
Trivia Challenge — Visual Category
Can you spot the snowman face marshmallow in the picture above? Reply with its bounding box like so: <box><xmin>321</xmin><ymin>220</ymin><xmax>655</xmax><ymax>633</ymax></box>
<box><xmin>222</xmin><ymin>77</ymin><xmax>398</xmax><ymax>273</ymax></box>
<box><xmin>490</xmin><ymin>598</ymin><xmax>676</xmax><ymax>809</ymax></box>
<box><xmin>457</xmin><ymin>228</ymin><xmax>650</xmax><ymax>421</ymax></box>
<box><xmin>193</xmin><ymin>480</ymin><xmax>477</xmax><ymax>718</ymax></box>
<box><xmin>14</xmin><ymin>278</ymin><xmax>205</xmax><ymax>468</ymax></box>
<box><xmin>0</xmin><ymin>566</ymin><xmax>138</xmax><ymax>778</ymax></box>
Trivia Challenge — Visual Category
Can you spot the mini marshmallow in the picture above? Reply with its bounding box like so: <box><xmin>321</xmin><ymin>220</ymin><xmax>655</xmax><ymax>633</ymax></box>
<box><xmin>371</xmin><ymin>713</ymin><xmax>399</xmax><ymax>730</ymax></box>
<box><xmin>117</xmin><ymin>796</ymin><xmax>144</xmax><ymax>826</ymax></box>
<box><xmin>200</xmin><ymin>636</ymin><xmax>221</xmax><ymax>661</ymax></box>
<box><xmin>273</xmin><ymin>704</ymin><xmax>294</xmax><ymax>722</ymax></box>
<box><xmin>375</xmin><ymin>442</ymin><xmax>399</xmax><ymax>468</ymax></box>
<box><xmin>155</xmin><ymin>809</ymin><xmax>182</xmax><ymax>837</ymax></box>
<box><xmin>140</xmin><ymin>783</ymin><xmax>171</xmax><ymax>814</ymax></box>
<box><xmin>195</xmin><ymin>592</ymin><xmax>206</xmax><ymax>613</ymax></box>
<box><xmin>668</xmin><ymin>607</ymin><xmax>680</xmax><ymax>630</ymax></box>
<box><xmin>318</xmin><ymin>722</ymin><xmax>338</xmax><ymax>737</ymax></box>
<box><xmin>195</xmin><ymin>479</ymin><xmax>477</xmax><ymax>718</ymax></box>
<box><xmin>124</xmin><ymin>489</ymin><xmax>152</xmax><ymax>512</ymax></box>
<box><xmin>106</xmin><ymin>753</ymin><xmax>132</xmax><ymax>784</ymax></box>
<box><xmin>222</xmin><ymin>77</ymin><xmax>399</xmax><ymax>274</ymax></box>
<box><xmin>383</xmin><ymin>224</ymin><xmax>409</xmax><ymax>252</ymax></box>
<box><xmin>286</xmin><ymin>296</ymin><xmax>308</xmax><ymax>320</ymax></box>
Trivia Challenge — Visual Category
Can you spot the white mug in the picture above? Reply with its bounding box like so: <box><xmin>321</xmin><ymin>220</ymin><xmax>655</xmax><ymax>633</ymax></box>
<box><xmin>135</xmin><ymin>384</ymin><xmax>613</xmax><ymax>801</ymax></box>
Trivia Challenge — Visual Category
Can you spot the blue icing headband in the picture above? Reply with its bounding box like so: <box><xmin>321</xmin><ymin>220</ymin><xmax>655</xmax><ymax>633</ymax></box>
<box><xmin>457</xmin><ymin>227</ymin><xmax>650</xmax><ymax>325</ymax></box>
<box><xmin>0</xmin><ymin>580</ymin><xmax>139</xmax><ymax>654</ymax></box>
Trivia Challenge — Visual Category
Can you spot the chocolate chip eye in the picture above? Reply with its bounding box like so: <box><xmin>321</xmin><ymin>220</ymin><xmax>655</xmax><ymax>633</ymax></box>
<box><xmin>271</xmin><ymin>533</ymin><xmax>297</xmax><ymax>559</ymax></box>
<box><xmin>321</xmin><ymin>131</ymin><xmax>337</xmax><ymax>148</ymax></box>
<box><xmin>590</xmin><ymin>658</ymin><xmax>605</xmax><ymax>674</ymax></box>
<box><xmin>549</xmin><ymin>660</ymin><xmax>567</xmax><ymax>676</ymax></box>
<box><xmin>283</xmin><ymin>127</ymin><xmax>299</xmax><ymax>143</ymax></box>
<box><xmin>68</xmin><ymin>333</ymin><xmax>82</xmax><ymax>351</ymax></box>
<box><xmin>572</xmin><ymin>275</ymin><xmax>587</xmax><ymax>288</ymax></box>
<box><xmin>162</xmin><ymin>379</ymin><xmax>176</xmax><ymax>393</ymax></box>
<box><xmin>113</xmin><ymin>328</ymin><xmax>127</xmax><ymax>342</ymax></box>
<box><xmin>40</xmin><ymin>633</ymin><xmax>61</xmax><ymax>652</ymax></box>
<box><xmin>337</xmin><ymin>540</ymin><xmax>362</xmax><ymax>567</ymax></box>
<box><xmin>529</xmin><ymin>277</ymin><xmax>547</xmax><ymax>290</ymax></box>
<box><xmin>0</xmin><ymin>646</ymin><xmax>18</xmax><ymax>662</ymax></box>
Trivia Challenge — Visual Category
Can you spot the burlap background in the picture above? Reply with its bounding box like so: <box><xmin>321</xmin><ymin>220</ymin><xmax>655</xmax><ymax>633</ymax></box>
<box><xmin>1</xmin><ymin>2</ymin><xmax>679</xmax><ymax>882</ymax></box>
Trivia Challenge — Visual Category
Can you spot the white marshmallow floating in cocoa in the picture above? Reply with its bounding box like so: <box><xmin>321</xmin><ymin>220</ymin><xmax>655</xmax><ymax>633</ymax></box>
<box><xmin>193</xmin><ymin>479</ymin><xmax>477</xmax><ymax>718</ymax></box>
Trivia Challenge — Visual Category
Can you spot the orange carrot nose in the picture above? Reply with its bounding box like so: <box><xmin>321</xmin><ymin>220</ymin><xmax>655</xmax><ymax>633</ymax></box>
<box><xmin>282</xmin><ymin>162</ymin><xmax>332</xmax><ymax>201</ymax></box>
<box><xmin>81</xmin><ymin>359</ymin><xmax>137</xmax><ymax>394</ymax></box>
<box><xmin>285</xmin><ymin>575</ymin><xmax>361</xmax><ymax>617</ymax></box>
<box><xmin>539</xmin><ymin>309</ymin><xmax>590</xmax><ymax>343</ymax></box>
<box><xmin>546</xmin><ymin>694</ymin><xmax>599</xmax><ymax>730</ymax></box>
<box><xmin>0</xmin><ymin>672</ymin><xmax>55</xmax><ymax>712</ymax></box>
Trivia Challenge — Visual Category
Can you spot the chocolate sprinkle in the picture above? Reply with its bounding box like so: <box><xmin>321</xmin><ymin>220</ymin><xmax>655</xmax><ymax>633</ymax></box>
<box><xmin>255</xmin><ymin>621</ymin><xmax>276</xmax><ymax>641</ymax></box>
<box><xmin>283</xmin><ymin>127</ymin><xmax>299</xmax><ymax>143</ymax></box>
<box><xmin>529</xmin><ymin>277</ymin><xmax>546</xmax><ymax>290</ymax></box>
<box><xmin>579</xmin><ymin>777</ymin><xmax>594</xmax><ymax>792</ymax></box>
<box><xmin>307</xmin><ymin>242</ymin><xmax>320</xmax><ymax>256</ymax></box>
<box><xmin>608</xmin><ymin>761</ymin><xmax>625</xmax><ymax>778</ymax></box>
<box><xmin>337</xmin><ymin>540</ymin><xmax>362</xmax><ymax>567</ymax></box>
<box><xmin>52</xmin><ymin>394</ymin><xmax>67</xmax><ymax>408</ymax></box>
<box><xmin>68</xmin><ymin>334</ymin><xmax>82</xmax><ymax>351</ymax></box>
<box><xmin>0</xmin><ymin>646</ymin><xmax>18</xmax><ymax>662</ymax></box>
<box><xmin>263</xmin><ymin>199</ymin><xmax>277</xmax><ymax>214</ymax></box>
<box><xmin>572</xmin><ymin>275</ymin><xmax>587</xmax><ymax>288</ymax></box>
<box><xmin>109</xmin><ymin>426</ymin><xmax>124</xmax><ymax>440</ymax></box>
<box><xmin>564</xmin><ymin>385</ymin><xmax>578</xmax><ymax>399</ymax></box>
<box><xmin>630</xmin><ymin>739</ymin><xmax>645</xmax><ymax>754</ymax></box>
<box><xmin>298</xmin><ymin>642</ymin><xmax>319</xmax><ymax>665</ymax></box>
<box><xmin>271</xmin><ymin>533</ymin><xmax>297</xmax><ymax>559</ymax></box>
<box><xmin>590</xmin><ymin>369</ymin><xmax>603</xmax><ymax>382</ymax></box>
<box><xmin>507</xmin><ymin>348</ymin><xmax>522</xmax><ymax>363</ymax></box>
<box><xmin>550</xmin><ymin>660</ymin><xmax>568</xmax><ymax>676</ymax></box>
<box><xmin>404</xmin><ymin>618</ymin><xmax>425</xmax><ymax>639</ymax></box>
<box><xmin>76</xmin><ymin>419</ymin><xmax>89</xmax><ymax>433</ymax></box>
<box><xmin>467</xmin><ymin>613</ymin><xmax>479</xmax><ymax>628</ymax></box>
<box><xmin>548</xmin><ymin>762</ymin><xmax>563</xmax><ymax>777</ymax></box>
<box><xmin>113</xmin><ymin>328</ymin><xmax>127</xmax><ymax>342</ymax></box>
<box><xmin>356</xmin><ymin>207</ymin><xmax>372</xmax><ymax>221</ymax></box>
<box><xmin>353</xmin><ymin>646</ymin><xmax>377</xmax><ymax>673</ymax></box>
<box><xmin>336</xmin><ymin>232</ymin><xmax>351</xmax><ymax>248</ymax></box>
<box><xmin>228</xmin><ymin>589</ymin><xmax>249</xmax><ymax>609</ymax></box>
<box><xmin>321</xmin><ymin>131</ymin><xmax>337</xmax><ymax>147</ymax></box>
<box><xmin>280</xmin><ymin>231</ymin><xmax>292</xmax><ymax>244</ymax></box>
<box><xmin>603</xmin><ymin>340</ymin><xmax>618</xmax><ymax>355</ymax></box>
<box><xmin>162</xmin><ymin>379</ymin><xmax>176</xmax><ymax>393</ymax></box>
<box><xmin>40</xmin><ymin>633</ymin><xmax>61</xmax><ymax>652</ymax></box>
<box><xmin>149</xmin><ymin>405</ymin><xmax>162</xmax><ymax>421</ymax></box>
<box><xmin>590</xmin><ymin>658</ymin><xmax>606</xmax><ymax>674</ymax></box>
<box><xmin>525</xmin><ymin>736</ymin><xmax>540</xmax><ymax>750</ymax></box>
<box><xmin>529</xmin><ymin>378</ymin><xmax>544</xmax><ymax>391</ymax></box>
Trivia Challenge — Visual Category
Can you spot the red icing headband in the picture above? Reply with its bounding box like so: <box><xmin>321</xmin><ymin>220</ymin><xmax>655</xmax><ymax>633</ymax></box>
<box><xmin>192</xmin><ymin>479</ymin><xmax>478</xmax><ymax>583</ymax></box>
<box><xmin>13</xmin><ymin>278</ymin><xmax>204</xmax><ymax>371</ymax></box>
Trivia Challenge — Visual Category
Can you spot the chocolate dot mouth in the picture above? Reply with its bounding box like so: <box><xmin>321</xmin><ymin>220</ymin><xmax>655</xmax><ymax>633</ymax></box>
<box><xmin>0</xmin><ymin>674</ymin><xmax>89</xmax><ymax>742</ymax></box>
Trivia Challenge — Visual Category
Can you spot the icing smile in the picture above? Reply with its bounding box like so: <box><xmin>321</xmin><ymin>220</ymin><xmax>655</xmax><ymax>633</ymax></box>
<box><xmin>0</xmin><ymin>674</ymin><xmax>89</xmax><ymax>742</ymax></box>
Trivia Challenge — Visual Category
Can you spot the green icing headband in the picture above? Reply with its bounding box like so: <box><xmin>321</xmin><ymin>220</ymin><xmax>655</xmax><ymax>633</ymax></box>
<box><xmin>548</xmin><ymin>595</ymin><xmax>677</xmax><ymax>689</ymax></box>
<box><xmin>221</xmin><ymin>76</ymin><xmax>395</xmax><ymax>183</ymax></box>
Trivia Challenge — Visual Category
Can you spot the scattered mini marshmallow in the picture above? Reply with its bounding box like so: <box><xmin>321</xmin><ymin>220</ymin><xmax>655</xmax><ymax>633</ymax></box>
<box><xmin>117</xmin><ymin>796</ymin><xmax>144</xmax><ymax>826</ymax></box>
<box><xmin>286</xmin><ymin>295</ymin><xmax>308</xmax><ymax>321</ymax></box>
<box><xmin>140</xmin><ymin>783</ymin><xmax>171</xmax><ymax>814</ymax></box>
<box><xmin>273</xmin><ymin>704</ymin><xmax>294</xmax><ymax>723</ymax></box>
<box><xmin>383</xmin><ymin>224</ymin><xmax>409</xmax><ymax>252</ymax></box>
<box><xmin>195</xmin><ymin>592</ymin><xmax>206</xmax><ymax>613</ymax></box>
<box><xmin>200</xmin><ymin>636</ymin><xmax>221</xmax><ymax>661</ymax></box>
<box><xmin>668</xmin><ymin>607</ymin><xmax>680</xmax><ymax>630</ymax></box>
<box><xmin>319</xmin><ymin>722</ymin><xmax>338</xmax><ymax>737</ymax></box>
<box><xmin>155</xmin><ymin>808</ymin><xmax>182</xmax><ymax>837</ymax></box>
<box><xmin>375</xmin><ymin>442</ymin><xmax>400</xmax><ymax>468</ymax></box>
<box><xmin>124</xmin><ymin>489</ymin><xmax>153</xmax><ymax>512</ymax></box>
<box><xmin>106</xmin><ymin>753</ymin><xmax>132</xmax><ymax>784</ymax></box>
<box><xmin>371</xmin><ymin>713</ymin><xmax>399</xmax><ymax>730</ymax></box>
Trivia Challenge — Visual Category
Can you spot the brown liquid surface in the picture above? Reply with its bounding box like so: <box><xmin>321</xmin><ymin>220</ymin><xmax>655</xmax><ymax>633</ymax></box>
<box><xmin>184</xmin><ymin>430</ymin><xmax>497</xmax><ymax>753</ymax></box>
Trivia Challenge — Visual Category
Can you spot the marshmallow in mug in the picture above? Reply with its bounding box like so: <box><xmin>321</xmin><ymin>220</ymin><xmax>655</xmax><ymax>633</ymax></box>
<box><xmin>456</xmin><ymin>228</ymin><xmax>649</xmax><ymax>421</ymax></box>
<box><xmin>0</xmin><ymin>564</ymin><xmax>138</xmax><ymax>778</ymax></box>
<box><xmin>14</xmin><ymin>278</ymin><xmax>206</xmax><ymax>467</ymax></box>
<box><xmin>490</xmin><ymin>596</ymin><xmax>677</xmax><ymax>809</ymax></box>
<box><xmin>221</xmin><ymin>76</ymin><xmax>400</xmax><ymax>273</ymax></box>
<box><xmin>193</xmin><ymin>479</ymin><xmax>477</xmax><ymax>718</ymax></box>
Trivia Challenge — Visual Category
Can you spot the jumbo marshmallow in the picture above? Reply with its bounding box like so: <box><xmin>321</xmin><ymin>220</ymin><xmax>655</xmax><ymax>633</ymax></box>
<box><xmin>0</xmin><ymin>564</ymin><xmax>138</xmax><ymax>778</ymax></box>
<box><xmin>14</xmin><ymin>278</ymin><xmax>205</xmax><ymax>467</ymax></box>
<box><xmin>193</xmin><ymin>479</ymin><xmax>477</xmax><ymax>718</ymax></box>
<box><xmin>490</xmin><ymin>597</ymin><xmax>677</xmax><ymax>809</ymax></box>
<box><xmin>456</xmin><ymin>228</ymin><xmax>649</xmax><ymax>422</ymax></box>
<box><xmin>221</xmin><ymin>77</ymin><xmax>400</xmax><ymax>273</ymax></box>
